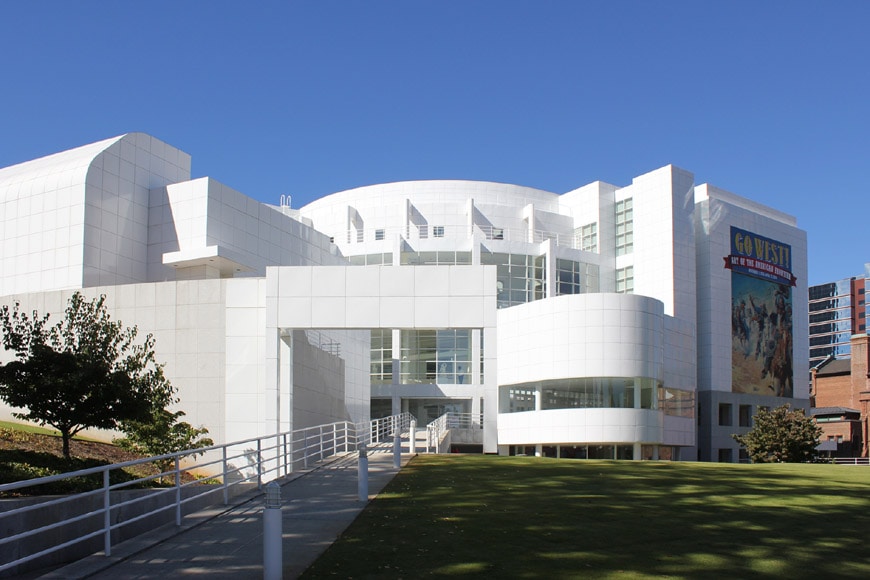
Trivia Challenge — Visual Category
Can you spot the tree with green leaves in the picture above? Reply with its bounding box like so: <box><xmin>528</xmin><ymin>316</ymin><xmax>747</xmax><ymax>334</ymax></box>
<box><xmin>115</xmin><ymin>408</ymin><xmax>213</xmax><ymax>479</ymax></box>
<box><xmin>0</xmin><ymin>292</ymin><xmax>175</xmax><ymax>460</ymax></box>
<box><xmin>732</xmin><ymin>404</ymin><xmax>822</xmax><ymax>463</ymax></box>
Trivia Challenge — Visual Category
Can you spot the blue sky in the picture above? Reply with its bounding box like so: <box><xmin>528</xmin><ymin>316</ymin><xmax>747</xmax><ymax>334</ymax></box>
<box><xmin>1</xmin><ymin>1</ymin><xmax>867</xmax><ymax>286</ymax></box>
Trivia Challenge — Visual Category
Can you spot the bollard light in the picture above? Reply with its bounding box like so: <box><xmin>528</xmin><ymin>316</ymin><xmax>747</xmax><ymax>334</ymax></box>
<box><xmin>264</xmin><ymin>481</ymin><xmax>282</xmax><ymax>509</ymax></box>
<box><xmin>263</xmin><ymin>481</ymin><xmax>283</xmax><ymax>580</ymax></box>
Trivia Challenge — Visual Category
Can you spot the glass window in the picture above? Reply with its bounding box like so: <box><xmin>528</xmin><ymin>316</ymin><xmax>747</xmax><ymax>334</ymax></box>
<box><xmin>481</xmin><ymin>252</ymin><xmax>546</xmax><ymax>308</ymax></box>
<box><xmin>375</xmin><ymin>229</ymin><xmax>385</xmax><ymax>241</ymax></box>
<box><xmin>418</xmin><ymin>225</ymin><xmax>428</xmax><ymax>238</ymax></box>
<box><xmin>718</xmin><ymin>403</ymin><xmax>732</xmax><ymax>426</ymax></box>
<box><xmin>588</xmin><ymin>445</ymin><xmax>614</xmax><ymax>460</ymax></box>
<box><xmin>400</xmin><ymin>329</ymin><xmax>472</xmax><ymax>385</ymax></box>
<box><xmin>616</xmin><ymin>266</ymin><xmax>634</xmax><ymax>294</ymax></box>
<box><xmin>508</xmin><ymin>387</ymin><xmax>536</xmax><ymax>413</ymax></box>
<box><xmin>400</xmin><ymin>251</ymin><xmax>471</xmax><ymax>266</ymax></box>
<box><xmin>506</xmin><ymin>377</ymin><xmax>666</xmax><ymax>412</ymax></box>
<box><xmin>616</xmin><ymin>445</ymin><xmax>634</xmax><ymax>460</ymax></box>
<box><xmin>348</xmin><ymin>253</ymin><xmax>392</xmax><ymax>266</ymax></box>
<box><xmin>576</xmin><ymin>222</ymin><xmax>598</xmax><ymax>252</ymax></box>
<box><xmin>718</xmin><ymin>448</ymin><xmax>733</xmax><ymax>463</ymax></box>
<box><xmin>659</xmin><ymin>387</ymin><xmax>695</xmax><ymax>418</ymax></box>
<box><xmin>739</xmin><ymin>405</ymin><xmax>752</xmax><ymax>427</ymax></box>
<box><xmin>615</xmin><ymin>198</ymin><xmax>633</xmax><ymax>255</ymax></box>
<box><xmin>370</xmin><ymin>329</ymin><xmax>392</xmax><ymax>385</ymax></box>
<box><xmin>433</xmin><ymin>226</ymin><xmax>445</xmax><ymax>237</ymax></box>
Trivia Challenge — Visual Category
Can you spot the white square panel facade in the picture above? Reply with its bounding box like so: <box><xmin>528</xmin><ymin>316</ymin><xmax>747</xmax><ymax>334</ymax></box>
<box><xmin>0</xmin><ymin>134</ymin><xmax>808</xmax><ymax>461</ymax></box>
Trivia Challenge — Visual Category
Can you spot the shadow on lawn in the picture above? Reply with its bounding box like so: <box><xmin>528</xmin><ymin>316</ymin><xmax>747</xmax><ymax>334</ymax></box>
<box><xmin>303</xmin><ymin>455</ymin><xmax>870</xmax><ymax>579</ymax></box>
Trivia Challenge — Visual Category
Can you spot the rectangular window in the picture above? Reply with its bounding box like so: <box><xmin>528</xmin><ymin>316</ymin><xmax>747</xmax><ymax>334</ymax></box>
<box><xmin>493</xmin><ymin>228</ymin><xmax>504</xmax><ymax>240</ymax></box>
<box><xmin>718</xmin><ymin>448</ymin><xmax>733</xmax><ymax>463</ymax></box>
<box><xmin>718</xmin><ymin>403</ymin><xmax>732</xmax><ymax>426</ymax></box>
<box><xmin>400</xmin><ymin>329</ymin><xmax>472</xmax><ymax>385</ymax></box>
<box><xmin>481</xmin><ymin>252</ymin><xmax>546</xmax><ymax>308</ymax></box>
<box><xmin>375</xmin><ymin>229</ymin><xmax>385</xmax><ymax>241</ymax></box>
<box><xmin>616</xmin><ymin>266</ymin><xmax>634</xmax><ymax>294</ymax></box>
<box><xmin>370</xmin><ymin>329</ymin><xmax>393</xmax><ymax>385</ymax></box>
<box><xmin>615</xmin><ymin>198</ymin><xmax>633</xmax><ymax>255</ymax></box>
<box><xmin>433</xmin><ymin>226</ymin><xmax>445</xmax><ymax>237</ymax></box>
<box><xmin>739</xmin><ymin>405</ymin><xmax>752</xmax><ymax>427</ymax></box>
<box><xmin>418</xmin><ymin>225</ymin><xmax>428</xmax><ymax>239</ymax></box>
<box><xmin>578</xmin><ymin>222</ymin><xmax>598</xmax><ymax>252</ymax></box>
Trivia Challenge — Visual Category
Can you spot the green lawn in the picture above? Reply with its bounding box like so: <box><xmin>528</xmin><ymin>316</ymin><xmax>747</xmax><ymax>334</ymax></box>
<box><xmin>302</xmin><ymin>455</ymin><xmax>870</xmax><ymax>579</ymax></box>
<box><xmin>0</xmin><ymin>419</ymin><xmax>62</xmax><ymax>436</ymax></box>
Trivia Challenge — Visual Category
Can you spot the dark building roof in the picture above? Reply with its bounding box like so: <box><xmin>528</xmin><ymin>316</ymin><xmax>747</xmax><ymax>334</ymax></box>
<box><xmin>813</xmin><ymin>358</ymin><xmax>852</xmax><ymax>376</ymax></box>
<box><xmin>811</xmin><ymin>406</ymin><xmax>860</xmax><ymax>417</ymax></box>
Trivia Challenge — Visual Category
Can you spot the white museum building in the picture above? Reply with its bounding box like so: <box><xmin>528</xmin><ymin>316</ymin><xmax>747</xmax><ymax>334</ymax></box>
<box><xmin>0</xmin><ymin>133</ymin><xmax>808</xmax><ymax>461</ymax></box>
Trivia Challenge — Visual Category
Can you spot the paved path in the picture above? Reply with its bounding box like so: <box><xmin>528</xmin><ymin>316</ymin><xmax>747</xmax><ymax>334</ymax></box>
<box><xmin>41</xmin><ymin>447</ymin><xmax>415</xmax><ymax>579</ymax></box>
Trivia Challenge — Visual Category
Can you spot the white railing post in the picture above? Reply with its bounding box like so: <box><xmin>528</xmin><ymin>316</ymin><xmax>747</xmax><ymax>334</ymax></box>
<box><xmin>103</xmin><ymin>470</ymin><xmax>111</xmax><ymax>557</ymax></box>
<box><xmin>257</xmin><ymin>439</ymin><xmax>263</xmax><ymax>489</ymax></box>
<box><xmin>263</xmin><ymin>482</ymin><xmax>282</xmax><ymax>580</ymax></box>
<box><xmin>320</xmin><ymin>425</ymin><xmax>325</xmax><ymax>461</ymax></box>
<box><xmin>358</xmin><ymin>443</ymin><xmax>369</xmax><ymax>502</ymax></box>
<box><xmin>276</xmin><ymin>433</ymin><xmax>281</xmax><ymax>478</ymax></box>
<box><xmin>410</xmin><ymin>419</ymin><xmax>417</xmax><ymax>455</ymax></box>
<box><xmin>223</xmin><ymin>446</ymin><xmax>229</xmax><ymax>505</ymax></box>
<box><xmin>393</xmin><ymin>431</ymin><xmax>401</xmax><ymax>469</ymax></box>
<box><xmin>282</xmin><ymin>433</ymin><xmax>288</xmax><ymax>476</ymax></box>
<box><xmin>175</xmin><ymin>456</ymin><xmax>182</xmax><ymax>526</ymax></box>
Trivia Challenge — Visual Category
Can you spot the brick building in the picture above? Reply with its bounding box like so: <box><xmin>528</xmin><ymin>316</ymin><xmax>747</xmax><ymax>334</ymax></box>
<box><xmin>810</xmin><ymin>334</ymin><xmax>870</xmax><ymax>457</ymax></box>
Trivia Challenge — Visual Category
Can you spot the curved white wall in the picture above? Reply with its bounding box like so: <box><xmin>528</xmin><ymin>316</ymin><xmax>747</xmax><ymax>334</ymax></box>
<box><xmin>498</xmin><ymin>408</ymin><xmax>663</xmax><ymax>445</ymax></box>
<box><xmin>497</xmin><ymin>293</ymin><xmax>665</xmax><ymax>386</ymax></box>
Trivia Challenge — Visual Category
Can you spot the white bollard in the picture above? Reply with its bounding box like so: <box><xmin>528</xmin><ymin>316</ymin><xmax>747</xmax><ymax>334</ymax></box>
<box><xmin>393</xmin><ymin>432</ymin><xmax>401</xmax><ymax>469</ymax></box>
<box><xmin>263</xmin><ymin>481</ymin><xmax>282</xmax><ymax>580</ymax></box>
<box><xmin>358</xmin><ymin>444</ymin><xmax>369</xmax><ymax>502</ymax></box>
<box><xmin>409</xmin><ymin>420</ymin><xmax>417</xmax><ymax>455</ymax></box>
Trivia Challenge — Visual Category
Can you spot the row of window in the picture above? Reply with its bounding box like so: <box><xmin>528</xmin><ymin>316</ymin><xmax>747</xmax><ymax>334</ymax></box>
<box><xmin>361</xmin><ymin>226</ymin><xmax>448</xmax><ymax>243</ymax></box>
<box><xmin>510</xmin><ymin>445</ymin><xmax>678</xmax><ymax>461</ymax></box>
<box><xmin>371</xmin><ymin>329</ymin><xmax>481</xmax><ymax>385</ymax></box>
<box><xmin>506</xmin><ymin>378</ymin><xmax>694</xmax><ymax>417</ymax></box>
<box><xmin>343</xmin><ymin>197</ymin><xmax>635</xmax><ymax>257</ymax></box>
<box><xmin>718</xmin><ymin>403</ymin><xmax>763</xmax><ymax>428</ymax></box>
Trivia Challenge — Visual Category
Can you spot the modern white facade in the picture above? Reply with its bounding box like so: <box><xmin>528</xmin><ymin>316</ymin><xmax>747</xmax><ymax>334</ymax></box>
<box><xmin>0</xmin><ymin>133</ymin><xmax>808</xmax><ymax>461</ymax></box>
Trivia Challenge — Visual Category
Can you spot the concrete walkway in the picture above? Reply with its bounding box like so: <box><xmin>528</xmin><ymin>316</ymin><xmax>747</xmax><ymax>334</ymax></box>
<box><xmin>40</xmin><ymin>447</ymin><xmax>416</xmax><ymax>579</ymax></box>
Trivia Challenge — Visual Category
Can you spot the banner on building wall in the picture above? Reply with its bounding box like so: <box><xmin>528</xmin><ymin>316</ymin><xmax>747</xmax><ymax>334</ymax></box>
<box><xmin>727</xmin><ymin>227</ymin><xmax>794</xmax><ymax>398</ymax></box>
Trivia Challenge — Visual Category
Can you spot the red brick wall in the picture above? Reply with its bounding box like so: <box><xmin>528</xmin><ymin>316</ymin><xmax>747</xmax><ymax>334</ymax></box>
<box><xmin>814</xmin><ymin>374</ymin><xmax>858</xmax><ymax>408</ymax></box>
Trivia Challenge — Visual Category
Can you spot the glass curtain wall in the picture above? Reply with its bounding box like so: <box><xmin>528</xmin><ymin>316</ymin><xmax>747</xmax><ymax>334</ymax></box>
<box><xmin>400</xmin><ymin>330</ymin><xmax>472</xmax><ymax>384</ymax></box>
<box><xmin>480</xmin><ymin>251</ymin><xmax>545</xmax><ymax>308</ymax></box>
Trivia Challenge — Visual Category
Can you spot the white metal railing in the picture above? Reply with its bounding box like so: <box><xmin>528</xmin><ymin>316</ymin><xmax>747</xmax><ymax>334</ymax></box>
<box><xmin>426</xmin><ymin>412</ymin><xmax>483</xmax><ymax>453</ymax></box>
<box><xmin>305</xmin><ymin>330</ymin><xmax>341</xmax><ymax>356</ymax></box>
<box><xmin>0</xmin><ymin>413</ymin><xmax>414</xmax><ymax>576</ymax></box>
<box><xmin>832</xmin><ymin>457</ymin><xmax>870</xmax><ymax>465</ymax></box>
<box><xmin>341</xmin><ymin>224</ymin><xmax>583</xmax><ymax>249</ymax></box>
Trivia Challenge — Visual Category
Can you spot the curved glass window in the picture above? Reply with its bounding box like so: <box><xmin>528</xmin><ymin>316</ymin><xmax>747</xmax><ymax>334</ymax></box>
<box><xmin>507</xmin><ymin>377</ymin><xmax>650</xmax><ymax>412</ymax></box>
<box><xmin>506</xmin><ymin>378</ymin><xmax>694</xmax><ymax>417</ymax></box>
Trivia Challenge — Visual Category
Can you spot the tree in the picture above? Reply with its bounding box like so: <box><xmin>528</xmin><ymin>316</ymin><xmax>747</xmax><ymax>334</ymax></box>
<box><xmin>732</xmin><ymin>404</ymin><xmax>822</xmax><ymax>463</ymax></box>
<box><xmin>115</xmin><ymin>409</ymin><xmax>213</xmax><ymax>479</ymax></box>
<box><xmin>0</xmin><ymin>292</ymin><xmax>175</xmax><ymax>459</ymax></box>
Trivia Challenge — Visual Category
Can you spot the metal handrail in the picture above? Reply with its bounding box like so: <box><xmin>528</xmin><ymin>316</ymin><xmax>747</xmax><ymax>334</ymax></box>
<box><xmin>426</xmin><ymin>412</ymin><xmax>483</xmax><ymax>453</ymax></box>
<box><xmin>831</xmin><ymin>457</ymin><xmax>870</xmax><ymax>465</ymax></box>
<box><xmin>0</xmin><ymin>412</ymin><xmax>414</xmax><ymax>575</ymax></box>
